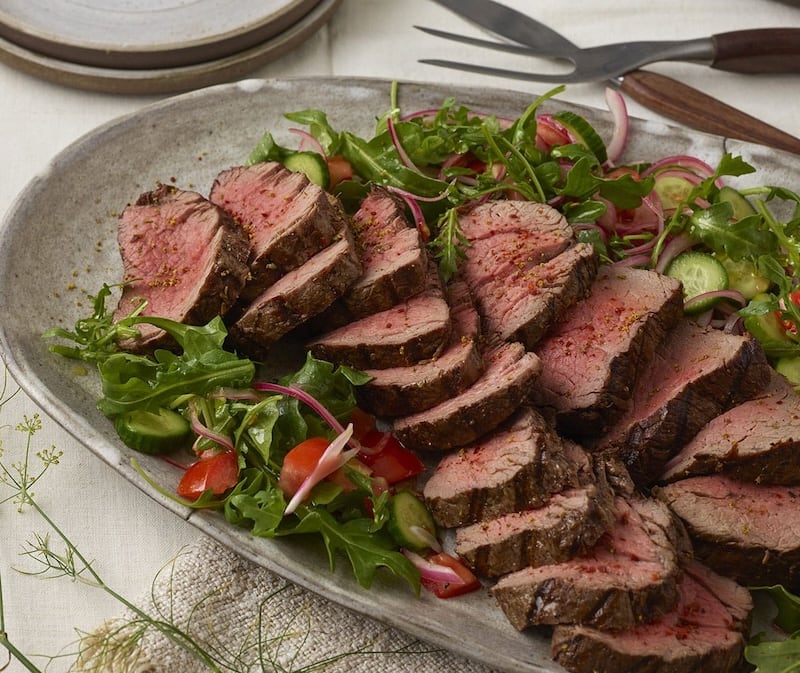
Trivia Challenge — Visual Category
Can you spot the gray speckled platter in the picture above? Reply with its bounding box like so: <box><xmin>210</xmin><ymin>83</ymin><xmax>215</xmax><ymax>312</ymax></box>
<box><xmin>0</xmin><ymin>77</ymin><xmax>795</xmax><ymax>673</ymax></box>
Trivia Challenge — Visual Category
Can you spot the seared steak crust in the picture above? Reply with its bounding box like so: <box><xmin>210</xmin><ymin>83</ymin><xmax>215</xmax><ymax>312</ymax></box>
<box><xmin>532</xmin><ymin>266</ymin><xmax>684</xmax><ymax>438</ymax></box>
<box><xmin>660</xmin><ymin>370</ymin><xmax>800</xmax><ymax>485</ymax></box>
<box><xmin>455</xmin><ymin>471</ymin><xmax>616</xmax><ymax>577</ymax></box>
<box><xmin>551</xmin><ymin>560</ymin><xmax>752</xmax><ymax>673</ymax></box>
<box><xmin>490</xmin><ymin>497</ymin><xmax>689</xmax><ymax>632</ymax></box>
<box><xmin>228</xmin><ymin>231</ymin><xmax>361</xmax><ymax>356</ymax></box>
<box><xmin>306</xmin><ymin>264</ymin><xmax>450</xmax><ymax>370</ymax></box>
<box><xmin>655</xmin><ymin>475</ymin><xmax>800</xmax><ymax>589</ymax></box>
<box><xmin>423</xmin><ymin>406</ymin><xmax>579</xmax><ymax>527</ymax></box>
<box><xmin>392</xmin><ymin>342</ymin><xmax>542</xmax><ymax>452</ymax></box>
<box><xmin>210</xmin><ymin>162</ymin><xmax>349</xmax><ymax>302</ymax></box>
<box><xmin>115</xmin><ymin>184</ymin><xmax>250</xmax><ymax>352</ymax></box>
<box><xmin>593</xmin><ymin>321</ymin><xmax>771</xmax><ymax>487</ymax></box>
<box><xmin>356</xmin><ymin>280</ymin><xmax>483</xmax><ymax>417</ymax></box>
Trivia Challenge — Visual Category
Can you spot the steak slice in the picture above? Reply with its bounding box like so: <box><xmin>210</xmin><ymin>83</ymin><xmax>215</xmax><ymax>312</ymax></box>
<box><xmin>454</xmin><ymin>464</ymin><xmax>616</xmax><ymax>577</ymax></box>
<box><xmin>209</xmin><ymin>162</ymin><xmax>349</xmax><ymax>302</ymax></box>
<box><xmin>392</xmin><ymin>341</ymin><xmax>542</xmax><ymax>452</ymax></box>
<box><xmin>334</xmin><ymin>186</ymin><xmax>428</xmax><ymax>319</ymax></box>
<box><xmin>551</xmin><ymin>560</ymin><xmax>752</xmax><ymax>673</ymax></box>
<box><xmin>356</xmin><ymin>280</ymin><xmax>483</xmax><ymax>417</ymax></box>
<box><xmin>532</xmin><ymin>266</ymin><xmax>684</xmax><ymax>438</ymax></box>
<box><xmin>422</xmin><ymin>406</ymin><xmax>580</xmax><ymax>527</ymax></box>
<box><xmin>660</xmin><ymin>370</ymin><xmax>800</xmax><ymax>485</ymax></box>
<box><xmin>228</xmin><ymin>231</ymin><xmax>361</xmax><ymax>356</ymax></box>
<box><xmin>592</xmin><ymin>320</ymin><xmax>771</xmax><ymax>487</ymax></box>
<box><xmin>490</xmin><ymin>496</ymin><xmax>689</xmax><ymax>632</ymax></box>
<box><xmin>306</xmin><ymin>263</ymin><xmax>450</xmax><ymax>370</ymax></box>
<box><xmin>655</xmin><ymin>475</ymin><xmax>800</xmax><ymax>589</ymax></box>
<box><xmin>115</xmin><ymin>184</ymin><xmax>250</xmax><ymax>352</ymax></box>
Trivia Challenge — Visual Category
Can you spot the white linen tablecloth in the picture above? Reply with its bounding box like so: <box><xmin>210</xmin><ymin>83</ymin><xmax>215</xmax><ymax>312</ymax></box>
<box><xmin>2</xmin><ymin>1</ymin><xmax>800</xmax><ymax>671</ymax></box>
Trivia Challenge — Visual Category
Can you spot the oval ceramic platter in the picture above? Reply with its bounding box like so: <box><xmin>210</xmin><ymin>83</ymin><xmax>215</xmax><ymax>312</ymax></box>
<box><xmin>0</xmin><ymin>77</ymin><xmax>793</xmax><ymax>673</ymax></box>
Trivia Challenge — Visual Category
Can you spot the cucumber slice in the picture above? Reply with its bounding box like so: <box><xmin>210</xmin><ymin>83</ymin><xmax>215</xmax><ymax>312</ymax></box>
<box><xmin>776</xmin><ymin>356</ymin><xmax>800</xmax><ymax>385</ymax></box>
<box><xmin>665</xmin><ymin>251</ymin><xmax>729</xmax><ymax>314</ymax></box>
<box><xmin>387</xmin><ymin>491</ymin><xmax>437</xmax><ymax>551</ymax></box>
<box><xmin>718</xmin><ymin>186</ymin><xmax>756</xmax><ymax>221</ymax></box>
<box><xmin>283</xmin><ymin>151</ymin><xmax>330</xmax><ymax>188</ymax></box>
<box><xmin>720</xmin><ymin>257</ymin><xmax>769</xmax><ymax>300</ymax></box>
<box><xmin>654</xmin><ymin>175</ymin><xmax>694</xmax><ymax>210</ymax></box>
<box><xmin>115</xmin><ymin>407</ymin><xmax>191</xmax><ymax>455</ymax></box>
<box><xmin>552</xmin><ymin>111</ymin><xmax>607</xmax><ymax>164</ymax></box>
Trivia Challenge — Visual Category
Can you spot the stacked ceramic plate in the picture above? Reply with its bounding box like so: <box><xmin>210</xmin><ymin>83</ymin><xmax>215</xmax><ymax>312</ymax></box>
<box><xmin>0</xmin><ymin>0</ymin><xmax>341</xmax><ymax>94</ymax></box>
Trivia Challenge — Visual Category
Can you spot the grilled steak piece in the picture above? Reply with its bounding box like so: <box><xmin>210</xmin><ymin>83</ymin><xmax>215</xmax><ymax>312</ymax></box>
<box><xmin>455</xmin><ymin>464</ymin><xmax>616</xmax><ymax>577</ymax></box>
<box><xmin>306</xmin><ymin>263</ymin><xmax>450</xmax><ymax>370</ymax></box>
<box><xmin>356</xmin><ymin>280</ymin><xmax>483</xmax><ymax>417</ymax></box>
<box><xmin>660</xmin><ymin>370</ymin><xmax>800</xmax><ymax>485</ymax></box>
<box><xmin>592</xmin><ymin>320</ymin><xmax>771</xmax><ymax>487</ymax></box>
<box><xmin>392</xmin><ymin>341</ymin><xmax>542</xmax><ymax>452</ymax></box>
<box><xmin>551</xmin><ymin>560</ymin><xmax>752</xmax><ymax>673</ymax></box>
<box><xmin>228</xmin><ymin>231</ymin><xmax>361</xmax><ymax>356</ymax></box>
<box><xmin>655</xmin><ymin>475</ymin><xmax>800</xmax><ymax>589</ymax></box>
<box><xmin>423</xmin><ymin>406</ymin><xmax>579</xmax><ymax>527</ymax></box>
<box><xmin>491</xmin><ymin>496</ymin><xmax>689</xmax><ymax>632</ymax></box>
<box><xmin>209</xmin><ymin>162</ymin><xmax>349</xmax><ymax>302</ymax></box>
<box><xmin>114</xmin><ymin>184</ymin><xmax>250</xmax><ymax>352</ymax></box>
<box><xmin>456</xmin><ymin>200</ymin><xmax>597</xmax><ymax>348</ymax></box>
<box><xmin>331</xmin><ymin>186</ymin><xmax>428</xmax><ymax>320</ymax></box>
<box><xmin>532</xmin><ymin>266</ymin><xmax>684</xmax><ymax>438</ymax></box>
<box><xmin>468</xmin><ymin>241</ymin><xmax>598</xmax><ymax>348</ymax></box>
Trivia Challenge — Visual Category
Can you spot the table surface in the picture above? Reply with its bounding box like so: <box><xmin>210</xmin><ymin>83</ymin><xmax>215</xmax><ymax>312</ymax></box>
<box><xmin>2</xmin><ymin>1</ymin><xmax>800</xmax><ymax>670</ymax></box>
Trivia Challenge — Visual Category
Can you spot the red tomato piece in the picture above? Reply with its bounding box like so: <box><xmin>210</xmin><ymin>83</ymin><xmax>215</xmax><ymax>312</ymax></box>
<box><xmin>421</xmin><ymin>552</ymin><xmax>481</xmax><ymax>599</ymax></box>
<box><xmin>326</xmin><ymin>156</ymin><xmax>353</xmax><ymax>189</ymax></box>
<box><xmin>278</xmin><ymin>436</ymin><xmax>330</xmax><ymax>497</ymax></box>
<box><xmin>349</xmin><ymin>407</ymin><xmax>377</xmax><ymax>439</ymax></box>
<box><xmin>177</xmin><ymin>450</ymin><xmax>239</xmax><ymax>501</ymax></box>
<box><xmin>358</xmin><ymin>432</ymin><xmax>425</xmax><ymax>484</ymax></box>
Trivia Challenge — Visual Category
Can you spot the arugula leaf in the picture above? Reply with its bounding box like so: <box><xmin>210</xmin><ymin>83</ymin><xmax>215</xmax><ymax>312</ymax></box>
<box><xmin>746</xmin><ymin>634</ymin><xmax>800</xmax><ymax>673</ymax></box>
<box><xmin>284</xmin><ymin>109</ymin><xmax>342</xmax><ymax>156</ymax></box>
<box><xmin>281</xmin><ymin>505</ymin><xmax>421</xmax><ymax>592</ymax></box>
<box><xmin>96</xmin><ymin>316</ymin><xmax>255</xmax><ymax>417</ymax></box>
<box><xmin>689</xmin><ymin>203</ymin><xmax>778</xmax><ymax>260</ymax></box>
<box><xmin>753</xmin><ymin>585</ymin><xmax>800</xmax><ymax>633</ymax></box>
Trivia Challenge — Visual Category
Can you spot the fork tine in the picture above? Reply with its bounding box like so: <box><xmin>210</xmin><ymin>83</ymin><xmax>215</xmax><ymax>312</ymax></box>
<box><xmin>414</xmin><ymin>25</ymin><xmax>561</xmax><ymax>58</ymax></box>
<box><xmin>418</xmin><ymin>59</ymin><xmax>584</xmax><ymax>84</ymax></box>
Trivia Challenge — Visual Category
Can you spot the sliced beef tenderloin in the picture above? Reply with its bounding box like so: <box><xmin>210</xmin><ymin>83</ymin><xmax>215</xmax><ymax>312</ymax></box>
<box><xmin>330</xmin><ymin>186</ymin><xmax>428</xmax><ymax>321</ymax></box>
<box><xmin>468</xmin><ymin>241</ymin><xmax>598</xmax><ymax>349</ymax></box>
<box><xmin>306</xmin><ymin>263</ymin><xmax>450</xmax><ymax>370</ymax></box>
<box><xmin>392</xmin><ymin>341</ymin><xmax>542</xmax><ymax>452</ymax></box>
<box><xmin>551</xmin><ymin>559</ymin><xmax>752</xmax><ymax>673</ymax></box>
<box><xmin>456</xmin><ymin>200</ymin><xmax>598</xmax><ymax>348</ymax></box>
<box><xmin>209</xmin><ymin>162</ymin><xmax>349</xmax><ymax>303</ymax></box>
<box><xmin>114</xmin><ymin>184</ymin><xmax>250</xmax><ymax>352</ymax></box>
<box><xmin>655</xmin><ymin>474</ymin><xmax>800</xmax><ymax>589</ymax></box>
<box><xmin>228</xmin><ymin>230</ymin><xmax>361</xmax><ymax>357</ymax></box>
<box><xmin>356</xmin><ymin>280</ymin><xmax>483</xmax><ymax>417</ymax></box>
<box><xmin>490</xmin><ymin>496</ymin><xmax>690</xmax><ymax>632</ymax></box>
<box><xmin>660</xmin><ymin>370</ymin><xmax>800</xmax><ymax>485</ymax></box>
<box><xmin>454</xmin><ymin>462</ymin><xmax>616</xmax><ymax>577</ymax></box>
<box><xmin>423</xmin><ymin>406</ymin><xmax>580</xmax><ymax>528</ymax></box>
<box><xmin>531</xmin><ymin>266</ymin><xmax>684</xmax><ymax>438</ymax></box>
<box><xmin>591</xmin><ymin>320</ymin><xmax>772</xmax><ymax>487</ymax></box>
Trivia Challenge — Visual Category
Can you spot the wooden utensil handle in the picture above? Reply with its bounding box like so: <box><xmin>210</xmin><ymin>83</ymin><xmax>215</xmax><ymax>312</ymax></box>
<box><xmin>712</xmin><ymin>28</ymin><xmax>800</xmax><ymax>73</ymax></box>
<box><xmin>620</xmin><ymin>69</ymin><xmax>800</xmax><ymax>155</ymax></box>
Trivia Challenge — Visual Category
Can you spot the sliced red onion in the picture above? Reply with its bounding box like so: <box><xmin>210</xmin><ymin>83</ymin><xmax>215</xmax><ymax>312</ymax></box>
<box><xmin>386</xmin><ymin>115</ymin><xmax>421</xmax><ymax>173</ymax></box>
<box><xmin>284</xmin><ymin>424</ymin><xmax>358</xmax><ymax>515</ymax></box>
<box><xmin>612</xmin><ymin>253</ymin><xmax>652</xmax><ymax>268</ymax></box>
<box><xmin>654</xmin><ymin>232</ymin><xmax>694</xmax><ymax>274</ymax></box>
<box><xmin>188</xmin><ymin>402</ymin><xmax>235</xmax><ymax>454</ymax></box>
<box><xmin>695</xmin><ymin>308</ymin><xmax>714</xmax><ymax>327</ymax></box>
<box><xmin>288</xmin><ymin>128</ymin><xmax>326</xmax><ymax>157</ymax></box>
<box><xmin>604</xmin><ymin>88</ymin><xmax>629</xmax><ymax>166</ymax></box>
<box><xmin>402</xmin><ymin>550</ymin><xmax>464</xmax><ymax>585</ymax></box>
<box><xmin>684</xmin><ymin>289</ymin><xmax>747</xmax><ymax>313</ymax></box>
<box><xmin>641</xmin><ymin>155</ymin><xmax>723</xmax><ymax>188</ymax></box>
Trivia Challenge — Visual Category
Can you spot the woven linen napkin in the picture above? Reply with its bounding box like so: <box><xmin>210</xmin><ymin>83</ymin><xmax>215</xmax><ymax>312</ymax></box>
<box><xmin>79</xmin><ymin>535</ymin><xmax>501</xmax><ymax>673</ymax></box>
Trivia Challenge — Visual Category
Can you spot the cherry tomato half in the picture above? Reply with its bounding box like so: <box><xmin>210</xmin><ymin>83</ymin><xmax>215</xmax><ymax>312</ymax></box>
<box><xmin>358</xmin><ymin>431</ymin><xmax>425</xmax><ymax>485</ymax></box>
<box><xmin>177</xmin><ymin>450</ymin><xmax>239</xmax><ymax>501</ymax></box>
<box><xmin>420</xmin><ymin>552</ymin><xmax>481</xmax><ymax>599</ymax></box>
<box><xmin>278</xmin><ymin>436</ymin><xmax>331</xmax><ymax>497</ymax></box>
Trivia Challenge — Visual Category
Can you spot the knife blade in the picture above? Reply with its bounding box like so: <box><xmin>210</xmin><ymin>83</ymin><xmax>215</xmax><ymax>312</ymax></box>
<box><xmin>426</xmin><ymin>0</ymin><xmax>800</xmax><ymax>154</ymax></box>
